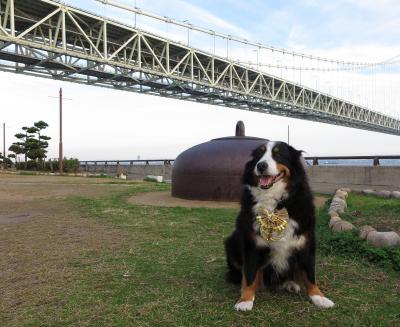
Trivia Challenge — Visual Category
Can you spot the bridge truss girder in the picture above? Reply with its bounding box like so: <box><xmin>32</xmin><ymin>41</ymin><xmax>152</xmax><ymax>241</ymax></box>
<box><xmin>0</xmin><ymin>0</ymin><xmax>399</xmax><ymax>135</ymax></box>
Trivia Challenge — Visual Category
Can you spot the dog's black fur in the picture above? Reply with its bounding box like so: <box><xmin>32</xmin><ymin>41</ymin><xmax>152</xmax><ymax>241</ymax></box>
<box><xmin>224</xmin><ymin>141</ymin><xmax>317</xmax><ymax>290</ymax></box>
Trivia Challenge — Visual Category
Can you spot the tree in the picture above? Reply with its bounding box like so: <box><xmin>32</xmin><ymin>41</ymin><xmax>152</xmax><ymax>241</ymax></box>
<box><xmin>8</xmin><ymin>153</ymin><xmax>16</xmax><ymax>166</ymax></box>
<box><xmin>8</xmin><ymin>121</ymin><xmax>51</xmax><ymax>170</ymax></box>
<box><xmin>29</xmin><ymin>121</ymin><xmax>51</xmax><ymax>166</ymax></box>
<box><xmin>0</xmin><ymin>152</ymin><xmax>12</xmax><ymax>168</ymax></box>
<box><xmin>14</xmin><ymin>127</ymin><xmax>31</xmax><ymax>168</ymax></box>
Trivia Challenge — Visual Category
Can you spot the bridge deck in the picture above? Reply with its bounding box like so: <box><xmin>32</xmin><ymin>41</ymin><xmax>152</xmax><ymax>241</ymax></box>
<box><xmin>0</xmin><ymin>0</ymin><xmax>399</xmax><ymax>135</ymax></box>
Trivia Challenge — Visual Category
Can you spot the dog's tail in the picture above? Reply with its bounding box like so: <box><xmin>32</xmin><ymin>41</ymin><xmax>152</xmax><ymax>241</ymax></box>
<box><xmin>224</xmin><ymin>233</ymin><xmax>242</xmax><ymax>284</ymax></box>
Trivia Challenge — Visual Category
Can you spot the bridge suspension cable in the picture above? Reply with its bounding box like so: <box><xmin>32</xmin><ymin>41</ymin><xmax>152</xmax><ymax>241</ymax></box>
<box><xmin>235</xmin><ymin>55</ymin><xmax>400</xmax><ymax>72</ymax></box>
<box><xmin>95</xmin><ymin>0</ymin><xmax>391</xmax><ymax>67</ymax></box>
<box><xmin>94</xmin><ymin>0</ymin><xmax>400</xmax><ymax>117</ymax></box>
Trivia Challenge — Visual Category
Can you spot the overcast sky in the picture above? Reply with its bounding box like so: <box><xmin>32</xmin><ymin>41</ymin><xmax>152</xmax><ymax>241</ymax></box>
<box><xmin>1</xmin><ymin>0</ymin><xmax>400</xmax><ymax>160</ymax></box>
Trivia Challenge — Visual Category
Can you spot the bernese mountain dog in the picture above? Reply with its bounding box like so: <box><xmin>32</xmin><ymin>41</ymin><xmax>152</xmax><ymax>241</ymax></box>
<box><xmin>224</xmin><ymin>141</ymin><xmax>334</xmax><ymax>311</ymax></box>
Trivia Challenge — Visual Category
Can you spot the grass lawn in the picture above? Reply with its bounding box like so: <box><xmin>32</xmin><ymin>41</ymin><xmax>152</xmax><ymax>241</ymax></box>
<box><xmin>340</xmin><ymin>193</ymin><xmax>400</xmax><ymax>234</ymax></box>
<box><xmin>2</xmin><ymin>179</ymin><xmax>400</xmax><ymax>326</ymax></box>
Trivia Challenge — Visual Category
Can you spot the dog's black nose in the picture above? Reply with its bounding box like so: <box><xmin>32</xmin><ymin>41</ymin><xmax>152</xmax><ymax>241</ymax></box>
<box><xmin>257</xmin><ymin>162</ymin><xmax>268</xmax><ymax>172</ymax></box>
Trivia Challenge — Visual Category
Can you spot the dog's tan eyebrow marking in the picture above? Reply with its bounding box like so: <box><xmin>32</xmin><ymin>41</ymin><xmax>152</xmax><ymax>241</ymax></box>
<box><xmin>273</xmin><ymin>146</ymin><xmax>279</xmax><ymax>152</ymax></box>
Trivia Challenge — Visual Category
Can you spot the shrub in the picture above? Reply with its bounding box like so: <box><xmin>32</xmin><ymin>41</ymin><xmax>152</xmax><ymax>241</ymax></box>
<box><xmin>51</xmin><ymin>158</ymin><xmax>80</xmax><ymax>173</ymax></box>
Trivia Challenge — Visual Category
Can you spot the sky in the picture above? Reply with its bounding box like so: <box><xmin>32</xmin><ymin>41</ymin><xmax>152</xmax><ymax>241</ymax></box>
<box><xmin>1</xmin><ymin>0</ymin><xmax>400</xmax><ymax>160</ymax></box>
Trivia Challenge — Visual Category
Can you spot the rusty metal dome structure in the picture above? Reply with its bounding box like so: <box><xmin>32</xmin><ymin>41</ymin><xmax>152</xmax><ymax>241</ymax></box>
<box><xmin>171</xmin><ymin>121</ymin><xmax>268</xmax><ymax>201</ymax></box>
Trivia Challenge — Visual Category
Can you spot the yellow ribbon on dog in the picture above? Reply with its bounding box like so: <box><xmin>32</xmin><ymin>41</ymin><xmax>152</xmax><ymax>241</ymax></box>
<box><xmin>256</xmin><ymin>208</ymin><xmax>288</xmax><ymax>241</ymax></box>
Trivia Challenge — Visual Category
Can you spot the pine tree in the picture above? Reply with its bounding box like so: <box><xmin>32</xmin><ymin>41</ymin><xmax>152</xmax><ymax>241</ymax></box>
<box><xmin>8</xmin><ymin>121</ymin><xmax>51</xmax><ymax>170</ymax></box>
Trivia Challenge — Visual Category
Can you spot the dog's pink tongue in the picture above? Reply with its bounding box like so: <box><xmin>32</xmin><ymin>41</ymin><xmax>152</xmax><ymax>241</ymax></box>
<box><xmin>260</xmin><ymin>176</ymin><xmax>274</xmax><ymax>187</ymax></box>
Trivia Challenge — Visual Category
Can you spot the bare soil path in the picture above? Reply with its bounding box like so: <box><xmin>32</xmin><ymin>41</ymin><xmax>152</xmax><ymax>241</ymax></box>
<box><xmin>127</xmin><ymin>191</ymin><xmax>328</xmax><ymax>209</ymax></box>
<box><xmin>0</xmin><ymin>175</ymin><xmax>126</xmax><ymax>323</ymax></box>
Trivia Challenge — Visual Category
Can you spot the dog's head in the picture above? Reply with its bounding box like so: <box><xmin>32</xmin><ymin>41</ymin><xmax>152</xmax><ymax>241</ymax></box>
<box><xmin>243</xmin><ymin>141</ymin><xmax>305</xmax><ymax>190</ymax></box>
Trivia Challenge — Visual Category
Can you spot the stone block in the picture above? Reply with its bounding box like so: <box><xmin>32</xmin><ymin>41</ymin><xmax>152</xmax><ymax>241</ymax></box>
<box><xmin>329</xmin><ymin>216</ymin><xmax>342</xmax><ymax>228</ymax></box>
<box><xmin>335</xmin><ymin>190</ymin><xmax>348</xmax><ymax>199</ymax></box>
<box><xmin>366</xmin><ymin>231</ymin><xmax>400</xmax><ymax>247</ymax></box>
<box><xmin>332</xmin><ymin>197</ymin><xmax>347</xmax><ymax>208</ymax></box>
<box><xmin>391</xmin><ymin>191</ymin><xmax>400</xmax><ymax>199</ymax></box>
<box><xmin>146</xmin><ymin>175</ymin><xmax>163</xmax><ymax>182</ymax></box>
<box><xmin>331</xmin><ymin>220</ymin><xmax>355</xmax><ymax>232</ymax></box>
<box><xmin>359</xmin><ymin>225</ymin><xmax>376</xmax><ymax>239</ymax></box>
<box><xmin>376</xmin><ymin>190</ymin><xmax>391</xmax><ymax>198</ymax></box>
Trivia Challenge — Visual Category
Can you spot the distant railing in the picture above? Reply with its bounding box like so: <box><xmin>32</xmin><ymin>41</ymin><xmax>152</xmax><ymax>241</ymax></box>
<box><xmin>80</xmin><ymin>159</ymin><xmax>175</xmax><ymax>166</ymax></box>
<box><xmin>80</xmin><ymin>155</ymin><xmax>400</xmax><ymax>168</ymax></box>
<box><xmin>304</xmin><ymin>155</ymin><xmax>400</xmax><ymax>166</ymax></box>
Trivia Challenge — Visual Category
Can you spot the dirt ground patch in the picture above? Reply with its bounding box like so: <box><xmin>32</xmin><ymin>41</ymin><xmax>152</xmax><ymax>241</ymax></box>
<box><xmin>0</xmin><ymin>174</ymin><xmax>128</xmax><ymax>203</ymax></box>
<box><xmin>0</xmin><ymin>174</ymin><xmax>127</xmax><ymax>324</ymax></box>
<box><xmin>128</xmin><ymin>191</ymin><xmax>240</xmax><ymax>208</ymax></box>
<box><xmin>127</xmin><ymin>191</ymin><xmax>328</xmax><ymax>209</ymax></box>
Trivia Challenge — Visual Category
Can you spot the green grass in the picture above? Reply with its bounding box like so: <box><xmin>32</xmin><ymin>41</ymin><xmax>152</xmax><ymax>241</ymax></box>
<box><xmin>341</xmin><ymin>193</ymin><xmax>400</xmax><ymax>233</ymax></box>
<box><xmin>87</xmin><ymin>173</ymin><xmax>111</xmax><ymax>178</ymax></box>
<box><xmin>10</xmin><ymin>183</ymin><xmax>400</xmax><ymax>326</ymax></box>
<box><xmin>318</xmin><ymin>193</ymin><xmax>400</xmax><ymax>272</ymax></box>
<box><xmin>18</xmin><ymin>171</ymin><xmax>39</xmax><ymax>176</ymax></box>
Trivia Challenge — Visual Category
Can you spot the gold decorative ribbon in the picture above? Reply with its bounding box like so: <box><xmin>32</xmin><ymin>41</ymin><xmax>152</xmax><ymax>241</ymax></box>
<box><xmin>256</xmin><ymin>208</ymin><xmax>288</xmax><ymax>241</ymax></box>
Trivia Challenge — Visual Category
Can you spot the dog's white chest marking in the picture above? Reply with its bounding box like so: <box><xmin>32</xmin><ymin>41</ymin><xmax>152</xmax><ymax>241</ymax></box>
<box><xmin>265</xmin><ymin>220</ymin><xmax>306</xmax><ymax>272</ymax></box>
<box><xmin>248</xmin><ymin>182</ymin><xmax>305</xmax><ymax>273</ymax></box>
<box><xmin>249</xmin><ymin>180</ymin><xmax>288</xmax><ymax>214</ymax></box>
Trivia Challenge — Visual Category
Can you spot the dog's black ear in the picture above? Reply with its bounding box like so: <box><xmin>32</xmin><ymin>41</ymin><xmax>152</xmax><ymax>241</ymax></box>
<box><xmin>242</xmin><ymin>143</ymin><xmax>266</xmax><ymax>185</ymax></box>
<box><xmin>287</xmin><ymin>145</ymin><xmax>303</xmax><ymax>161</ymax></box>
<box><xmin>251</xmin><ymin>143</ymin><xmax>267</xmax><ymax>158</ymax></box>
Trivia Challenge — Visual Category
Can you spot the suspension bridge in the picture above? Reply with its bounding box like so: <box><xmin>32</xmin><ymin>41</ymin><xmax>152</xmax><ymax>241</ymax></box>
<box><xmin>0</xmin><ymin>0</ymin><xmax>399</xmax><ymax>135</ymax></box>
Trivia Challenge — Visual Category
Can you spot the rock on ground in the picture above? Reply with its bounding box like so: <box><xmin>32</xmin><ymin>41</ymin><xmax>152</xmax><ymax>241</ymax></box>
<box><xmin>359</xmin><ymin>225</ymin><xmax>376</xmax><ymax>239</ymax></box>
<box><xmin>332</xmin><ymin>197</ymin><xmax>347</xmax><ymax>208</ymax></box>
<box><xmin>335</xmin><ymin>190</ymin><xmax>348</xmax><ymax>199</ymax></box>
<box><xmin>391</xmin><ymin>191</ymin><xmax>400</xmax><ymax>199</ymax></box>
<box><xmin>331</xmin><ymin>220</ymin><xmax>355</xmax><ymax>232</ymax></box>
<box><xmin>329</xmin><ymin>203</ymin><xmax>345</xmax><ymax>213</ymax></box>
<box><xmin>329</xmin><ymin>211</ymin><xmax>340</xmax><ymax>219</ymax></box>
<box><xmin>366</xmin><ymin>231</ymin><xmax>400</xmax><ymax>247</ymax></box>
<box><xmin>376</xmin><ymin>190</ymin><xmax>391</xmax><ymax>198</ymax></box>
<box><xmin>329</xmin><ymin>216</ymin><xmax>342</xmax><ymax>228</ymax></box>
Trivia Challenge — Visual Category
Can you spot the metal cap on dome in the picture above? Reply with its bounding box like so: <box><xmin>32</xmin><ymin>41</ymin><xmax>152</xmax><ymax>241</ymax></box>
<box><xmin>235</xmin><ymin>121</ymin><xmax>245</xmax><ymax>136</ymax></box>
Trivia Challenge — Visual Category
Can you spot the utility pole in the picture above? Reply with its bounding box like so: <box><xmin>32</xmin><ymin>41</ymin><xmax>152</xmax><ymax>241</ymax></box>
<box><xmin>49</xmin><ymin>88</ymin><xmax>71</xmax><ymax>174</ymax></box>
<box><xmin>2</xmin><ymin>123</ymin><xmax>5</xmax><ymax>169</ymax></box>
<box><xmin>59</xmin><ymin>88</ymin><xmax>63</xmax><ymax>174</ymax></box>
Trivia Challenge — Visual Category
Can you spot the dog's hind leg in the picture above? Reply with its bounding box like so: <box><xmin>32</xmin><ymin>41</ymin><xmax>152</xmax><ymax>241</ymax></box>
<box><xmin>224</xmin><ymin>233</ymin><xmax>242</xmax><ymax>284</ymax></box>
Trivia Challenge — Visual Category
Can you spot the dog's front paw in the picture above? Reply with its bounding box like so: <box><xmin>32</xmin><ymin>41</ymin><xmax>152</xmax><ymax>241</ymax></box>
<box><xmin>310</xmin><ymin>295</ymin><xmax>335</xmax><ymax>308</ymax></box>
<box><xmin>234</xmin><ymin>300</ymin><xmax>254</xmax><ymax>311</ymax></box>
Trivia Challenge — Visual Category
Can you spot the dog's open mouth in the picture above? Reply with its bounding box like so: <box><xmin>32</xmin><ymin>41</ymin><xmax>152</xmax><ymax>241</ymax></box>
<box><xmin>259</xmin><ymin>172</ymin><xmax>285</xmax><ymax>189</ymax></box>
